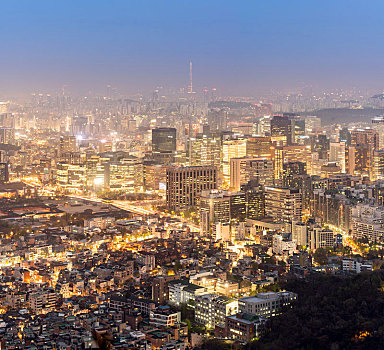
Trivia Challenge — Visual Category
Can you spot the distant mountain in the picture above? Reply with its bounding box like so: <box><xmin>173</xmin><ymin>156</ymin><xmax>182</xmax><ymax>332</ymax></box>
<box><xmin>301</xmin><ymin>107</ymin><xmax>384</xmax><ymax>125</ymax></box>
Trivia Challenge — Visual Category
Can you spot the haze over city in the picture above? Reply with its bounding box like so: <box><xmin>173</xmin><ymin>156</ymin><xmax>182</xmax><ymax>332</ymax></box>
<box><xmin>2</xmin><ymin>0</ymin><xmax>384</xmax><ymax>97</ymax></box>
<box><xmin>2</xmin><ymin>1</ymin><xmax>384</xmax><ymax>350</ymax></box>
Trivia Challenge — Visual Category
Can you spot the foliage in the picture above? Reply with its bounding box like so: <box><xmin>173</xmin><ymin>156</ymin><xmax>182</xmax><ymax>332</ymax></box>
<box><xmin>249</xmin><ymin>271</ymin><xmax>384</xmax><ymax>350</ymax></box>
<box><xmin>313</xmin><ymin>247</ymin><xmax>328</xmax><ymax>266</ymax></box>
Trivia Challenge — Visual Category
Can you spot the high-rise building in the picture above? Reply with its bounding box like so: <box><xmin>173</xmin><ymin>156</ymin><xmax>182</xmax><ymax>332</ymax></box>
<box><xmin>273</xmin><ymin>145</ymin><xmax>312</xmax><ymax>180</ymax></box>
<box><xmin>373</xmin><ymin>150</ymin><xmax>384</xmax><ymax>181</ymax></box>
<box><xmin>241</xmin><ymin>181</ymin><xmax>265</xmax><ymax>220</ymax></box>
<box><xmin>166</xmin><ymin>166</ymin><xmax>217</xmax><ymax>211</ymax></box>
<box><xmin>265</xmin><ymin>187</ymin><xmax>302</xmax><ymax>224</ymax></box>
<box><xmin>282</xmin><ymin>162</ymin><xmax>307</xmax><ymax>188</ymax></box>
<box><xmin>199</xmin><ymin>190</ymin><xmax>246</xmax><ymax>235</ymax></box>
<box><xmin>349</xmin><ymin>129</ymin><xmax>379</xmax><ymax>179</ymax></box>
<box><xmin>246</xmin><ymin>136</ymin><xmax>272</xmax><ymax>159</ymax></box>
<box><xmin>0</xmin><ymin>163</ymin><xmax>9</xmax><ymax>183</ymax></box>
<box><xmin>222</xmin><ymin>139</ymin><xmax>247</xmax><ymax>187</ymax></box>
<box><xmin>329</xmin><ymin>141</ymin><xmax>346</xmax><ymax>173</ymax></box>
<box><xmin>230</xmin><ymin>157</ymin><xmax>274</xmax><ymax>191</ymax></box>
<box><xmin>59</xmin><ymin>135</ymin><xmax>77</xmax><ymax>156</ymax></box>
<box><xmin>188</xmin><ymin>133</ymin><xmax>221</xmax><ymax>169</ymax></box>
<box><xmin>304</xmin><ymin>116</ymin><xmax>321</xmax><ymax>135</ymax></box>
<box><xmin>152</xmin><ymin>127</ymin><xmax>176</xmax><ymax>163</ymax></box>
<box><xmin>270</xmin><ymin>115</ymin><xmax>295</xmax><ymax>146</ymax></box>
<box><xmin>0</xmin><ymin>128</ymin><xmax>15</xmax><ymax>145</ymax></box>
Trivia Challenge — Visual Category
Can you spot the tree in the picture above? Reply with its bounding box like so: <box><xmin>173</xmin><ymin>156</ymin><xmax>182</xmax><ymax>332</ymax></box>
<box><xmin>313</xmin><ymin>248</ymin><xmax>328</xmax><ymax>266</ymax></box>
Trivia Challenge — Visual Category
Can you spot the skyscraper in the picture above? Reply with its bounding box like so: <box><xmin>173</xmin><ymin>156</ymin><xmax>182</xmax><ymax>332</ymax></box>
<box><xmin>152</xmin><ymin>127</ymin><xmax>177</xmax><ymax>163</ymax></box>
<box><xmin>265</xmin><ymin>187</ymin><xmax>302</xmax><ymax>224</ymax></box>
<box><xmin>270</xmin><ymin>115</ymin><xmax>295</xmax><ymax>146</ymax></box>
<box><xmin>222</xmin><ymin>138</ymin><xmax>247</xmax><ymax>187</ymax></box>
<box><xmin>59</xmin><ymin>135</ymin><xmax>77</xmax><ymax>156</ymax></box>
<box><xmin>166</xmin><ymin>166</ymin><xmax>217</xmax><ymax>210</ymax></box>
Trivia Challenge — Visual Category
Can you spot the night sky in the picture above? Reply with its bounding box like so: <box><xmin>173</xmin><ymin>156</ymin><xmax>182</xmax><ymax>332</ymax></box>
<box><xmin>1</xmin><ymin>0</ymin><xmax>384</xmax><ymax>96</ymax></box>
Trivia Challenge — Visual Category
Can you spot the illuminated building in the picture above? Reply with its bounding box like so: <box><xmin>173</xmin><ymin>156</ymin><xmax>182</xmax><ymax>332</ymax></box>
<box><xmin>308</xmin><ymin>227</ymin><xmax>334</xmax><ymax>250</ymax></box>
<box><xmin>265</xmin><ymin>187</ymin><xmax>302</xmax><ymax>224</ymax></box>
<box><xmin>188</xmin><ymin>133</ymin><xmax>221</xmax><ymax>169</ymax></box>
<box><xmin>107</xmin><ymin>158</ymin><xmax>144</xmax><ymax>192</ymax></box>
<box><xmin>199</xmin><ymin>190</ymin><xmax>230</xmax><ymax>234</ymax></box>
<box><xmin>199</xmin><ymin>189</ymin><xmax>246</xmax><ymax>235</ymax></box>
<box><xmin>166</xmin><ymin>166</ymin><xmax>217</xmax><ymax>210</ymax></box>
<box><xmin>144</xmin><ymin>161</ymin><xmax>168</xmax><ymax>192</ymax></box>
<box><xmin>273</xmin><ymin>145</ymin><xmax>312</xmax><ymax>180</ymax></box>
<box><xmin>374</xmin><ymin>150</ymin><xmax>384</xmax><ymax>180</ymax></box>
<box><xmin>238</xmin><ymin>292</ymin><xmax>297</xmax><ymax>318</ymax></box>
<box><xmin>195</xmin><ymin>294</ymin><xmax>238</xmax><ymax>328</ymax></box>
<box><xmin>225</xmin><ymin>313</ymin><xmax>265</xmax><ymax>342</ymax></box>
<box><xmin>304</xmin><ymin>116</ymin><xmax>321</xmax><ymax>135</ymax></box>
<box><xmin>222</xmin><ymin>138</ymin><xmax>246</xmax><ymax>187</ymax></box>
<box><xmin>0</xmin><ymin>127</ymin><xmax>15</xmax><ymax>145</ymax></box>
<box><xmin>329</xmin><ymin>141</ymin><xmax>346</xmax><ymax>173</ymax></box>
<box><xmin>257</xmin><ymin>116</ymin><xmax>272</xmax><ymax>136</ymax></box>
<box><xmin>246</xmin><ymin>136</ymin><xmax>272</xmax><ymax>159</ymax></box>
<box><xmin>56</xmin><ymin>162</ymin><xmax>86</xmax><ymax>193</ymax></box>
<box><xmin>282</xmin><ymin>162</ymin><xmax>307</xmax><ymax>188</ymax></box>
<box><xmin>241</xmin><ymin>181</ymin><xmax>265</xmax><ymax>220</ymax></box>
<box><xmin>59</xmin><ymin>135</ymin><xmax>77</xmax><ymax>155</ymax></box>
<box><xmin>270</xmin><ymin>115</ymin><xmax>295</xmax><ymax>146</ymax></box>
<box><xmin>230</xmin><ymin>157</ymin><xmax>274</xmax><ymax>192</ymax></box>
<box><xmin>152</xmin><ymin>127</ymin><xmax>176</xmax><ymax>163</ymax></box>
<box><xmin>350</xmin><ymin>129</ymin><xmax>379</xmax><ymax>179</ymax></box>
<box><xmin>0</xmin><ymin>162</ymin><xmax>9</xmax><ymax>183</ymax></box>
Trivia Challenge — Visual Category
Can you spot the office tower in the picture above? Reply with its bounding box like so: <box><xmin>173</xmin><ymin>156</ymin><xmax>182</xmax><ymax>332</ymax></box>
<box><xmin>308</xmin><ymin>227</ymin><xmax>334</xmax><ymax>250</ymax></box>
<box><xmin>199</xmin><ymin>190</ymin><xmax>246</xmax><ymax>235</ymax></box>
<box><xmin>304</xmin><ymin>116</ymin><xmax>321</xmax><ymax>135</ymax></box>
<box><xmin>373</xmin><ymin>150</ymin><xmax>384</xmax><ymax>180</ymax></box>
<box><xmin>282</xmin><ymin>162</ymin><xmax>307</xmax><ymax>188</ymax></box>
<box><xmin>339</xmin><ymin>127</ymin><xmax>351</xmax><ymax>146</ymax></box>
<box><xmin>188</xmin><ymin>133</ymin><xmax>221</xmax><ymax>169</ymax></box>
<box><xmin>329</xmin><ymin>142</ymin><xmax>346</xmax><ymax>173</ymax></box>
<box><xmin>222</xmin><ymin>138</ymin><xmax>247</xmax><ymax>187</ymax></box>
<box><xmin>143</xmin><ymin>161</ymin><xmax>168</xmax><ymax>192</ymax></box>
<box><xmin>241</xmin><ymin>181</ymin><xmax>265</xmax><ymax>220</ymax></box>
<box><xmin>0</xmin><ymin>163</ymin><xmax>9</xmax><ymax>183</ymax></box>
<box><xmin>246</xmin><ymin>136</ymin><xmax>272</xmax><ymax>159</ymax></box>
<box><xmin>107</xmin><ymin>158</ymin><xmax>144</xmax><ymax>192</ymax></box>
<box><xmin>270</xmin><ymin>115</ymin><xmax>295</xmax><ymax>146</ymax></box>
<box><xmin>56</xmin><ymin>162</ymin><xmax>87</xmax><ymax>192</ymax></box>
<box><xmin>257</xmin><ymin>116</ymin><xmax>272</xmax><ymax>136</ymax></box>
<box><xmin>292</xmin><ymin>222</ymin><xmax>308</xmax><ymax>247</ymax></box>
<box><xmin>345</xmin><ymin>146</ymin><xmax>356</xmax><ymax>175</ymax></box>
<box><xmin>372</xmin><ymin>116</ymin><xmax>384</xmax><ymax>149</ymax></box>
<box><xmin>230</xmin><ymin>157</ymin><xmax>274</xmax><ymax>191</ymax></box>
<box><xmin>152</xmin><ymin>127</ymin><xmax>177</xmax><ymax>163</ymax></box>
<box><xmin>200</xmin><ymin>190</ymin><xmax>231</xmax><ymax>234</ymax></box>
<box><xmin>71</xmin><ymin>116</ymin><xmax>88</xmax><ymax>135</ymax></box>
<box><xmin>208</xmin><ymin>109</ymin><xmax>229</xmax><ymax>131</ymax></box>
<box><xmin>349</xmin><ymin>129</ymin><xmax>378</xmax><ymax>179</ymax></box>
<box><xmin>0</xmin><ymin>113</ymin><xmax>14</xmax><ymax>128</ymax></box>
<box><xmin>350</xmin><ymin>129</ymin><xmax>379</xmax><ymax>148</ymax></box>
<box><xmin>166</xmin><ymin>166</ymin><xmax>217</xmax><ymax>211</ymax></box>
<box><xmin>59</xmin><ymin>135</ymin><xmax>77</xmax><ymax>156</ymax></box>
<box><xmin>294</xmin><ymin>118</ymin><xmax>306</xmax><ymax>141</ymax></box>
<box><xmin>273</xmin><ymin>145</ymin><xmax>312</xmax><ymax>180</ymax></box>
<box><xmin>0</xmin><ymin>128</ymin><xmax>15</xmax><ymax>145</ymax></box>
<box><xmin>311</xmin><ymin>134</ymin><xmax>329</xmax><ymax>159</ymax></box>
<box><xmin>265</xmin><ymin>187</ymin><xmax>302</xmax><ymax>224</ymax></box>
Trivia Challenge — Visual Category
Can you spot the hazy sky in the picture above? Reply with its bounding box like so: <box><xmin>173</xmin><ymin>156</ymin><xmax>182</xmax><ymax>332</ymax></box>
<box><xmin>1</xmin><ymin>0</ymin><xmax>384</xmax><ymax>96</ymax></box>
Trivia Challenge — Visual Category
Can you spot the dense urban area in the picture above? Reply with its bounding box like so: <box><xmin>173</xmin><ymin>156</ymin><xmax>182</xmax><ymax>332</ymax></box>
<box><xmin>0</xmin><ymin>88</ymin><xmax>382</xmax><ymax>349</ymax></box>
